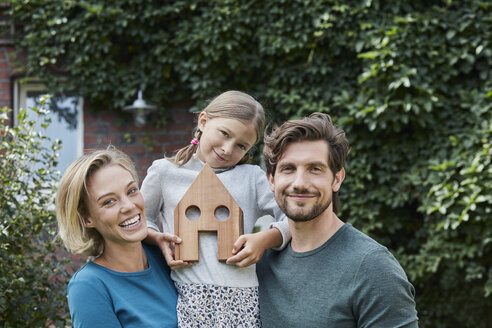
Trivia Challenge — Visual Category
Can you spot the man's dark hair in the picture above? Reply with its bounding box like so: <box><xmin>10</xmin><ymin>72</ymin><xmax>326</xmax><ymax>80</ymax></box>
<box><xmin>263</xmin><ymin>112</ymin><xmax>350</xmax><ymax>213</ymax></box>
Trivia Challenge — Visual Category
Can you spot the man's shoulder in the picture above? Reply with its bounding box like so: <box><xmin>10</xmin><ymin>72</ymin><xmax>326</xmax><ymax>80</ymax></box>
<box><xmin>342</xmin><ymin>223</ymin><xmax>387</xmax><ymax>252</ymax></box>
<box><xmin>257</xmin><ymin>245</ymin><xmax>288</xmax><ymax>269</ymax></box>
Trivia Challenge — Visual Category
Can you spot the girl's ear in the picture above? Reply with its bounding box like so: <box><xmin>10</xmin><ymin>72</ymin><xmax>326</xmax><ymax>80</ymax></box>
<box><xmin>197</xmin><ymin>111</ymin><xmax>208</xmax><ymax>131</ymax></box>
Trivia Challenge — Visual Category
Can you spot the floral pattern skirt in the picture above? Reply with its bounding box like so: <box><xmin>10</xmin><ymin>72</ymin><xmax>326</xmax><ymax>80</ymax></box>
<box><xmin>175</xmin><ymin>282</ymin><xmax>261</xmax><ymax>328</ymax></box>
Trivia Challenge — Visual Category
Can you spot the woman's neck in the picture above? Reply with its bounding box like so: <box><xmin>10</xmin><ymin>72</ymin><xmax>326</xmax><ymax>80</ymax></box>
<box><xmin>94</xmin><ymin>242</ymin><xmax>148</xmax><ymax>272</ymax></box>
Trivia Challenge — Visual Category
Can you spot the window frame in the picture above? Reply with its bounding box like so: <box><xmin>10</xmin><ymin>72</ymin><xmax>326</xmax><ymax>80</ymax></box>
<box><xmin>13</xmin><ymin>78</ymin><xmax>85</xmax><ymax>169</ymax></box>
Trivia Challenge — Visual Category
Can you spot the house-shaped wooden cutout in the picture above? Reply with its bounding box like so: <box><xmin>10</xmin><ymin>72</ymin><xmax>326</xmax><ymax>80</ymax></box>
<box><xmin>174</xmin><ymin>164</ymin><xmax>243</xmax><ymax>262</ymax></box>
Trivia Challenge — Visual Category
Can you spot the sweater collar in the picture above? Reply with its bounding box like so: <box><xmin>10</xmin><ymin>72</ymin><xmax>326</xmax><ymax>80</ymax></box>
<box><xmin>189</xmin><ymin>154</ymin><xmax>235</xmax><ymax>173</ymax></box>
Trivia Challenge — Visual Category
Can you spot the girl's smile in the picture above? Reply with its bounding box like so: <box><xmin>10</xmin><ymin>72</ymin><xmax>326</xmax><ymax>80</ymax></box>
<box><xmin>196</xmin><ymin>112</ymin><xmax>257</xmax><ymax>168</ymax></box>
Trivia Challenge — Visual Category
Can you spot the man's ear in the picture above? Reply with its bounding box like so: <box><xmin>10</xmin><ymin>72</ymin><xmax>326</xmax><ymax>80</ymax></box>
<box><xmin>197</xmin><ymin>111</ymin><xmax>208</xmax><ymax>131</ymax></box>
<box><xmin>267</xmin><ymin>173</ymin><xmax>275</xmax><ymax>192</ymax></box>
<box><xmin>332</xmin><ymin>167</ymin><xmax>345</xmax><ymax>192</ymax></box>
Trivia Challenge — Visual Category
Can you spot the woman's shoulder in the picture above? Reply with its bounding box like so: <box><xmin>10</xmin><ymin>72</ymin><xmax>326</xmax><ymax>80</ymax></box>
<box><xmin>69</xmin><ymin>261</ymin><xmax>104</xmax><ymax>285</ymax></box>
<box><xmin>67</xmin><ymin>261</ymin><xmax>109</xmax><ymax>298</ymax></box>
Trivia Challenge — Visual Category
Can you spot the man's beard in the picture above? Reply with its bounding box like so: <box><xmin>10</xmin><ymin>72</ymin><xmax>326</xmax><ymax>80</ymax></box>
<box><xmin>279</xmin><ymin>190</ymin><xmax>331</xmax><ymax>222</ymax></box>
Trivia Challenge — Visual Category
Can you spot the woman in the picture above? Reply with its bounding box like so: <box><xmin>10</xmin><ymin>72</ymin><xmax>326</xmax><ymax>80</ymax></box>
<box><xmin>56</xmin><ymin>148</ymin><xmax>178</xmax><ymax>327</ymax></box>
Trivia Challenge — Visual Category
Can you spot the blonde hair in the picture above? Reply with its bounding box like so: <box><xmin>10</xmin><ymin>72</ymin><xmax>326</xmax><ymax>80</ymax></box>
<box><xmin>172</xmin><ymin>90</ymin><xmax>265</xmax><ymax>166</ymax></box>
<box><xmin>55</xmin><ymin>148</ymin><xmax>138</xmax><ymax>256</ymax></box>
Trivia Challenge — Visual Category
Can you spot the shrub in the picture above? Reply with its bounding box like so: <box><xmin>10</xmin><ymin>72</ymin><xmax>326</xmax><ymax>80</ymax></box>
<box><xmin>0</xmin><ymin>99</ymin><xmax>71</xmax><ymax>327</ymax></box>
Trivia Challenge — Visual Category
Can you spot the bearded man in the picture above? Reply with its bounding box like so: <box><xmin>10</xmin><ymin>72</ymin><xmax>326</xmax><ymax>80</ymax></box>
<box><xmin>257</xmin><ymin>113</ymin><xmax>419</xmax><ymax>328</ymax></box>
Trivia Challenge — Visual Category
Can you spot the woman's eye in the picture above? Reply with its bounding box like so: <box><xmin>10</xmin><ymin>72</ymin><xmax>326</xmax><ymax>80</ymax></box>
<box><xmin>128</xmin><ymin>187</ymin><xmax>138</xmax><ymax>195</ymax></box>
<box><xmin>238</xmin><ymin>144</ymin><xmax>246</xmax><ymax>151</ymax></box>
<box><xmin>102</xmin><ymin>199</ymin><xmax>115</xmax><ymax>206</ymax></box>
<box><xmin>220</xmin><ymin>130</ymin><xmax>229</xmax><ymax>137</ymax></box>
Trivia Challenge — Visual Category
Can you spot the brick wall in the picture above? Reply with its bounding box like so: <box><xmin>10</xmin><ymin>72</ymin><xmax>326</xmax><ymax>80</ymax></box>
<box><xmin>0</xmin><ymin>46</ymin><xmax>13</xmax><ymax>109</ymax></box>
<box><xmin>0</xmin><ymin>46</ymin><xmax>196</xmax><ymax>182</ymax></box>
<box><xmin>84</xmin><ymin>105</ymin><xmax>196</xmax><ymax>182</ymax></box>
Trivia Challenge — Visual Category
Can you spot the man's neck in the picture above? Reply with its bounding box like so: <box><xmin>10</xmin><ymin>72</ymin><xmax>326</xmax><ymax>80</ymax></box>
<box><xmin>289</xmin><ymin>210</ymin><xmax>344</xmax><ymax>253</ymax></box>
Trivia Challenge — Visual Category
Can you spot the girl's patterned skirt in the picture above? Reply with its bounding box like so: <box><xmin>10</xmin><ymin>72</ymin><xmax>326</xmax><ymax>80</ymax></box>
<box><xmin>175</xmin><ymin>282</ymin><xmax>261</xmax><ymax>328</ymax></box>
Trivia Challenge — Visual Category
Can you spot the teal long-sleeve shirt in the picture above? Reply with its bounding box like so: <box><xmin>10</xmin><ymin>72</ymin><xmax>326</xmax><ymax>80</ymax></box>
<box><xmin>67</xmin><ymin>243</ymin><xmax>178</xmax><ymax>328</ymax></box>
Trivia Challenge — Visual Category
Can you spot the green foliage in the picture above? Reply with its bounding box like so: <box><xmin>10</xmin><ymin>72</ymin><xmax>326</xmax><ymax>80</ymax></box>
<box><xmin>0</xmin><ymin>101</ymin><xmax>71</xmax><ymax>327</ymax></box>
<box><xmin>6</xmin><ymin>0</ymin><xmax>492</xmax><ymax>326</ymax></box>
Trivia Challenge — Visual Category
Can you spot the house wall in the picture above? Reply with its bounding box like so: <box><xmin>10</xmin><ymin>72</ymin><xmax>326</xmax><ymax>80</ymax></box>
<box><xmin>0</xmin><ymin>44</ymin><xmax>196</xmax><ymax>182</ymax></box>
<box><xmin>83</xmin><ymin>107</ymin><xmax>196</xmax><ymax>181</ymax></box>
<box><xmin>0</xmin><ymin>46</ymin><xmax>13</xmax><ymax>110</ymax></box>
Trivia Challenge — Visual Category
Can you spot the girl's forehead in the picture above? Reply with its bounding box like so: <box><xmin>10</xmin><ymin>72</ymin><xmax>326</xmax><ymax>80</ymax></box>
<box><xmin>214</xmin><ymin>117</ymin><xmax>257</xmax><ymax>141</ymax></box>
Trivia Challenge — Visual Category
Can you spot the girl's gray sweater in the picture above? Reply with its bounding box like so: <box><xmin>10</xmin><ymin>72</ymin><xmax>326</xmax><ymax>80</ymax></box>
<box><xmin>141</xmin><ymin>156</ymin><xmax>290</xmax><ymax>287</ymax></box>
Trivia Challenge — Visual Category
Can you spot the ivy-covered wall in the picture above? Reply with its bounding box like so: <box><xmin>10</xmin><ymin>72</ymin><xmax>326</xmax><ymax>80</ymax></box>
<box><xmin>5</xmin><ymin>1</ymin><xmax>492</xmax><ymax>327</ymax></box>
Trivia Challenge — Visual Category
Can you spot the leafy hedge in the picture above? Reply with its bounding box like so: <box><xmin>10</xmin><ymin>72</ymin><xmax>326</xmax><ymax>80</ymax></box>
<box><xmin>6</xmin><ymin>1</ymin><xmax>492</xmax><ymax>327</ymax></box>
<box><xmin>0</xmin><ymin>102</ymin><xmax>71</xmax><ymax>327</ymax></box>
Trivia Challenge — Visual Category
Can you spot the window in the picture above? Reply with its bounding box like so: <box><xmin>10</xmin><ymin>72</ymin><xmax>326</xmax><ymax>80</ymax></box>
<box><xmin>14</xmin><ymin>80</ymin><xmax>84</xmax><ymax>173</ymax></box>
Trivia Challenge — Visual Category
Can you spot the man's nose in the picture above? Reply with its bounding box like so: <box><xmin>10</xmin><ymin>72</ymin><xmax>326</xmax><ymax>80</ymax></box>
<box><xmin>291</xmin><ymin>170</ymin><xmax>308</xmax><ymax>189</ymax></box>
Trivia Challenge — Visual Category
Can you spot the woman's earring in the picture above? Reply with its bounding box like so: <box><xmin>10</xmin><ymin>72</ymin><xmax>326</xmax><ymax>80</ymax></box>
<box><xmin>190</xmin><ymin>138</ymin><xmax>199</xmax><ymax>145</ymax></box>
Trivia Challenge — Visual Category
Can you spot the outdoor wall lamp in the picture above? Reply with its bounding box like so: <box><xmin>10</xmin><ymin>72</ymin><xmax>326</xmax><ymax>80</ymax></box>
<box><xmin>123</xmin><ymin>89</ymin><xmax>157</xmax><ymax>126</ymax></box>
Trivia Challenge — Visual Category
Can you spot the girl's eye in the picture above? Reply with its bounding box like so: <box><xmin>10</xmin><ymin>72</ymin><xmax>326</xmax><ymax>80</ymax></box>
<box><xmin>238</xmin><ymin>144</ymin><xmax>246</xmax><ymax>151</ymax></box>
<box><xmin>220</xmin><ymin>130</ymin><xmax>229</xmax><ymax>137</ymax></box>
<box><xmin>128</xmin><ymin>187</ymin><xmax>138</xmax><ymax>195</ymax></box>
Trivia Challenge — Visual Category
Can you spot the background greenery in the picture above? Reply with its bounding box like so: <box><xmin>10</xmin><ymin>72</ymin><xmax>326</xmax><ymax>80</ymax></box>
<box><xmin>0</xmin><ymin>101</ymin><xmax>71</xmax><ymax>327</ymax></box>
<box><xmin>5</xmin><ymin>0</ymin><xmax>492</xmax><ymax>327</ymax></box>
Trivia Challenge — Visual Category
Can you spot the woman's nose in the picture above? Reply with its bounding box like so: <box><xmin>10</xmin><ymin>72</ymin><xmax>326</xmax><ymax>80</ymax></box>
<box><xmin>120</xmin><ymin>196</ymin><xmax>136</xmax><ymax>212</ymax></box>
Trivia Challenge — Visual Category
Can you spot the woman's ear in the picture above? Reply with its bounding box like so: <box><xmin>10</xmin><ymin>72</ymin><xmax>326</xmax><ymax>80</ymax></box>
<box><xmin>197</xmin><ymin>111</ymin><xmax>208</xmax><ymax>131</ymax></box>
<box><xmin>82</xmin><ymin>216</ymin><xmax>95</xmax><ymax>228</ymax></box>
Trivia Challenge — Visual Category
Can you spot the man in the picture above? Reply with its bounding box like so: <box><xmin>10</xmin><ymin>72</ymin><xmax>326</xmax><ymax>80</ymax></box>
<box><xmin>257</xmin><ymin>113</ymin><xmax>418</xmax><ymax>327</ymax></box>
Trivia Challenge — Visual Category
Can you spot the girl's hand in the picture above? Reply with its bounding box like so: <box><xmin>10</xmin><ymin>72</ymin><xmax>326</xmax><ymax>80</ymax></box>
<box><xmin>226</xmin><ymin>228</ymin><xmax>282</xmax><ymax>267</ymax></box>
<box><xmin>144</xmin><ymin>228</ymin><xmax>192</xmax><ymax>270</ymax></box>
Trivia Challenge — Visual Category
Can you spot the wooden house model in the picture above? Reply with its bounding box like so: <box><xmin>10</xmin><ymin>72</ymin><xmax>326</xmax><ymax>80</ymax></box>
<box><xmin>174</xmin><ymin>164</ymin><xmax>244</xmax><ymax>262</ymax></box>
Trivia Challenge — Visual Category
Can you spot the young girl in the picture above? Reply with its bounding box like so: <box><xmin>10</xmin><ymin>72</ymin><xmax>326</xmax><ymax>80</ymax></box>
<box><xmin>141</xmin><ymin>90</ymin><xmax>290</xmax><ymax>327</ymax></box>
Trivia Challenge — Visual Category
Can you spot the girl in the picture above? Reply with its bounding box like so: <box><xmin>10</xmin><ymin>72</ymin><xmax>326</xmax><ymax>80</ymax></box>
<box><xmin>141</xmin><ymin>90</ymin><xmax>290</xmax><ymax>327</ymax></box>
<box><xmin>56</xmin><ymin>148</ymin><xmax>178</xmax><ymax>327</ymax></box>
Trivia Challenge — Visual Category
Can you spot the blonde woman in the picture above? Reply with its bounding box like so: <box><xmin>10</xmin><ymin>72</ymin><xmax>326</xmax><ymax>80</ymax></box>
<box><xmin>56</xmin><ymin>148</ymin><xmax>178</xmax><ymax>327</ymax></box>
